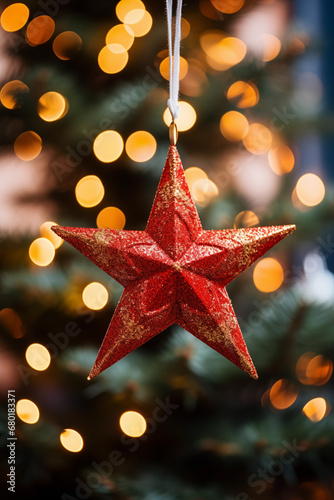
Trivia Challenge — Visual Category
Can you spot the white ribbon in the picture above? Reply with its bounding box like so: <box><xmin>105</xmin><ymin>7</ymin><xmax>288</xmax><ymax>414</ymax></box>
<box><xmin>166</xmin><ymin>0</ymin><xmax>183</xmax><ymax>121</ymax></box>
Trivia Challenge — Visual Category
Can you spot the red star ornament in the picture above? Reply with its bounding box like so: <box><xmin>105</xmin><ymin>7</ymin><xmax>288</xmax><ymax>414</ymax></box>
<box><xmin>52</xmin><ymin>146</ymin><xmax>295</xmax><ymax>380</ymax></box>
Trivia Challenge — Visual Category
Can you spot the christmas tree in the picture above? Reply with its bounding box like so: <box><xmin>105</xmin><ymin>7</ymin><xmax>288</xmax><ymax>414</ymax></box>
<box><xmin>1</xmin><ymin>0</ymin><xmax>334</xmax><ymax>498</ymax></box>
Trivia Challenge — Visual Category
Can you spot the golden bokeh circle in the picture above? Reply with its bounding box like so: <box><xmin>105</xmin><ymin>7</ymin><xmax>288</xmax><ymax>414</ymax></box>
<box><xmin>29</xmin><ymin>238</ymin><xmax>55</xmax><ymax>267</ymax></box>
<box><xmin>227</xmin><ymin>81</ymin><xmax>259</xmax><ymax>108</ymax></box>
<box><xmin>124</xmin><ymin>10</ymin><xmax>152</xmax><ymax>37</ymax></box>
<box><xmin>295</xmin><ymin>173</ymin><xmax>325</xmax><ymax>207</ymax></box>
<box><xmin>40</xmin><ymin>221</ymin><xmax>63</xmax><ymax>249</ymax></box>
<box><xmin>119</xmin><ymin>411</ymin><xmax>147</xmax><ymax>437</ymax></box>
<box><xmin>205</xmin><ymin>37</ymin><xmax>247</xmax><ymax>71</ymax></box>
<box><xmin>192</xmin><ymin>178</ymin><xmax>219</xmax><ymax>207</ymax></box>
<box><xmin>38</xmin><ymin>91</ymin><xmax>68</xmax><ymax>122</ymax></box>
<box><xmin>220</xmin><ymin>111</ymin><xmax>249</xmax><ymax>142</ymax></box>
<box><xmin>163</xmin><ymin>101</ymin><xmax>197</xmax><ymax>132</ymax></box>
<box><xmin>296</xmin><ymin>353</ymin><xmax>333</xmax><ymax>386</ymax></box>
<box><xmin>96</xmin><ymin>207</ymin><xmax>126</xmax><ymax>230</ymax></box>
<box><xmin>303</xmin><ymin>398</ymin><xmax>327</xmax><ymax>422</ymax></box>
<box><xmin>233</xmin><ymin>210</ymin><xmax>259</xmax><ymax>229</ymax></box>
<box><xmin>106</xmin><ymin>24</ymin><xmax>134</xmax><ymax>50</ymax></box>
<box><xmin>185</xmin><ymin>167</ymin><xmax>208</xmax><ymax>194</ymax></box>
<box><xmin>25</xmin><ymin>15</ymin><xmax>55</xmax><ymax>46</ymax></box>
<box><xmin>116</xmin><ymin>0</ymin><xmax>145</xmax><ymax>23</ymax></box>
<box><xmin>0</xmin><ymin>80</ymin><xmax>29</xmax><ymax>109</ymax></box>
<box><xmin>269</xmin><ymin>379</ymin><xmax>298</xmax><ymax>410</ymax></box>
<box><xmin>16</xmin><ymin>399</ymin><xmax>40</xmax><ymax>424</ymax></box>
<box><xmin>98</xmin><ymin>44</ymin><xmax>129</xmax><ymax>74</ymax></box>
<box><xmin>75</xmin><ymin>175</ymin><xmax>105</xmax><ymax>208</ymax></box>
<box><xmin>14</xmin><ymin>131</ymin><xmax>42</xmax><ymax>161</ymax></box>
<box><xmin>60</xmin><ymin>429</ymin><xmax>84</xmax><ymax>452</ymax></box>
<box><xmin>53</xmin><ymin>31</ymin><xmax>82</xmax><ymax>60</ymax></box>
<box><xmin>160</xmin><ymin>56</ymin><xmax>188</xmax><ymax>81</ymax></box>
<box><xmin>262</xmin><ymin>34</ymin><xmax>281</xmax><ymax>62</ymax></box>
<box><xmin>125</xmin><ymin>131</ymin><xmax>157</xmax><ymax>162</ymax></box>
<box><xmin>25</xmin><ymin>343</ymin><xmax>51</xmax><ymax>371</ymax></box>
<box><xmin>0</xmin><ymin>3</ymin><xmax>29</xmax><ymax>32</ymax></box>
<box><xmin>93</xmin><ymin>130</ymin><xmax>124</xmax><ymax>163</ymax></box>
<box><xmin>253</xmin><ymin>257</ymin><xmax>284</xmax><ymax>293</ymax></box>
<box><xmin>268</xmin><ymin>144</ymin><xmax>295</xmax><ymax>175</ymax></box>
<box><xmin>82</xmin><ymin>282</ymin><xmax>109</xmax><ymax>310</ymax></box>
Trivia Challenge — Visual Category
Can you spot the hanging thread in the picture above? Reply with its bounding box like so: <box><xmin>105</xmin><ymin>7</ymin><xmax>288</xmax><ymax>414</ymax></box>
<box><xmin>166</xmin><ymin>0</ymin><xmax>183</xmax><ymax>124</ymax></box>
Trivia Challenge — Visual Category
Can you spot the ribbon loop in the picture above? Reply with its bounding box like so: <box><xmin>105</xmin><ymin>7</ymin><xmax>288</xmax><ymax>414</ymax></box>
<box><xmin>166</xmin><ymin>0</ymin><xmax>183</xmax><ymax>121</ymax></box>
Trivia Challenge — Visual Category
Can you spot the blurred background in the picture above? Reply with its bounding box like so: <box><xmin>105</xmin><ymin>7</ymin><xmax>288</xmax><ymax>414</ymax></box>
<box><xmin>0</xmin><ymin>0</ymin><xmax>334</xmax><ymax>498</ymax></box>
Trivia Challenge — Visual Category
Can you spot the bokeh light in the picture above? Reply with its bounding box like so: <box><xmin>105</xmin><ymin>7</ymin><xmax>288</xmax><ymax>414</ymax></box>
<box><xmin>116</xmin><ymin>0</ymin><xmax>145</xmax><ymax>23</ymax></box>
<box><xmin>243</xmin><ymin>123</ymin><xmax>273</xmax><ymax>154</ymax></box>
<box><xmin>220</xmin><ymin>111</ymin><xmax>249</xmax><ymax>142</ymax></box>
<box><xmin>295</xmin><ymin>173</ymin><xmax>325</xmax><ymax>207</ymax></box>
<box><xmin>210</xmin><ymin>0</ymin><xmax>245</xmax><ymax>14</ymax></box>
<box><xmin>0</xmin><ymin>308</ymin><xmax>25</xmax><ymax>338</ymax></box>
<box><xmin>60</xmin><ymin>429</ymin><xmax>84</xmax><ymax>452</ymax></box>
<box><xmin>304</xmin><ymin>356</ymin><xmax>333</xmax><ymax>386</ymax></box>
<box><xmin>25</xmin><ymin>343</ymin><xmax>51</xmax><ymax>371</ymax></box>
<box><xmin>124</xmin><ymin>9</ymin><xmax>152</xmax><ymax>37</ymax></box>
<box><xmin>227</xmin><ymin>80</ymin><xmax>259</xmax><ymax>108</ymax></box>
<box><xmin>200</xmin><ymin>30</ymin><xmax>225</xmax><ymax>52</ymax></box>
<box><xmin>0</xmin><ymin>80</ymin><xmax>29</xmax><ymax>109</ymax></box>
<box><xmin>160</xmin><ymin>56</ymin><xmax>188</xmax><ymax>81</ymax></box>
<box><xmin>253</xmin><ymin>257</ymin><xmax>284</xmax><ymax>293</ymax></box>
<box><xmin>29</xmin><ymin>238</ymin><xmax>55</xmax><ymax>267</ymax></box>
<box><xmin>119</xmin><ymin>411</ymin><xmax>147</xmax><ymax>437</ymax></box>
<box><xmin>296</xmin><ymin>352</ymin><xmax>316</xmax><ymax>384</ymax></box>
<box><xmin>205</xmin><ymin>37</ymin><xmax>247</xmax><ymax>71</ymax></box>
<box><xmin>93</xmin><ymin>130</ymin><xmax>124</xmax><ymax>163</ymax></box>
<box><xmin>40</xmin><ymin>221</ymin><xmax>63</xmax><ymax>249</ymax></box>
<box><xmin>125</xmin><ymin>131</ymin><xmax>157</xmax><ymax>162</ymax></box>
<box><xmin>98</xmin><ymin>44</ymin><xmax>128</xmax><ymax>74</ymax></box>
<box><xmin>14</xmin><ymin>131</ymin><xmax>42</xmax><ymax>161</ymax></box>
<box><xmin>269</xmin><ymin>379</ymin><xmax>298</xmax><ymax>410</ymax></box>
<box><xmin>192</xmin><ymin>178</ymin><xmax>219</xmax><ymax>207</ymax></box>
<box><xmin>185</xmin><ymin>168</ymin><xmax>218</xmax><ymax>207</ymax></box>
<box><xmin>163</xmin><ymin>101</ymin><xmax>197</xmax><ymax>131</ymax></box>
<box><xmin>0</xmin><ymin>3</ymin><xmax>29</xmax><ymax>32</ymax></box>
<box><xmin>303</xmin><ymin>398</ymin><xmax>327</xmax><ymax>422</ymax></box>
<box><xmin>296</xmin><ymin>353</ymin><xmax>333</xmax><ymax>386</ymax></box>
<box><xmin>106</xmin><ymin>24</ymin><xmax>134</xmax><ymax>50</ymax></box>
<box><xmin>75</xmin><ymin>175</ymin><xmax>105</xmax><ymax>208</ymax></box>
<box><xmin>97</xmin><ymin>207</ymin><xmax>126</xmax><ymax>229</ymax></box>
<box><xmin>82</xmin><ymin>282</ymin><xmax>109</xmax><ymax>310</ymax></box>
<box><xmin>262</xmin><ymin>34</ymin><xmax>281</xmax><ymax>62</ymax></box>
<box><xmin>268</xmin><ymin>144</ymin><xmax>295</xmax><ymax>175</ymax></box>
<box><xmin>16</xmin><ymin>399</ymin><xmax>40</xmax><ymax>424</ymax></box>
<box><xmin>181</xmin><ymin>17</ymin><xmax>190</xmax><ymax>39</ymax></box>
<box><xmin>185</xmin><ymin>167</ymin><xmax>208</xmax><ymax>195</ymax></box>
<box><xmin>124</xmin><ymin>8</ymin><xmax>145</xmax><ymax>24</ymax></box>
<box><xmin>25</xmin><ymin>15</ymin><xmax>55</xmax><ymax>46</ymax></box>
<box><xmin>53</xmin><ymin>31</ymin><xmax>82</xmax><ymax>60</ymax></box>
<box><xmin>38</xmin><ymin>91</ymin><xmax>68</xmax><ymax>122</ymax></box>
<box><xmin>233</xmin><ymin>210</ymin><xmax>259</xmax><ymax>229</ymax></box>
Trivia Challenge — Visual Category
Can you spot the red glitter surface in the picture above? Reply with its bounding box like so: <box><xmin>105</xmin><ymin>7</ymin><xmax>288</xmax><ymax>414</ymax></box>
<box><xmin>52</xmin><ymin>146</ymin><xmax>295</xmax><ymax>379</ymax></box>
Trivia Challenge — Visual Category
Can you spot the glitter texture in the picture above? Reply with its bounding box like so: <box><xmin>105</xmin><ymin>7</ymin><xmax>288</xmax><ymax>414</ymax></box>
<box><xmin>52</xmin><ymin>146</ymin><xmax>295</xmax><ymax>379</ymax></box>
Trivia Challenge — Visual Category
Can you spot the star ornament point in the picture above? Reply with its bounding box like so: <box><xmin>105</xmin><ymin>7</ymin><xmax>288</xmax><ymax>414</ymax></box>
<box><xmin>53</xmin><ymin>146</ymin><xmax>295</xmax><ymax>380</ymax></box>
